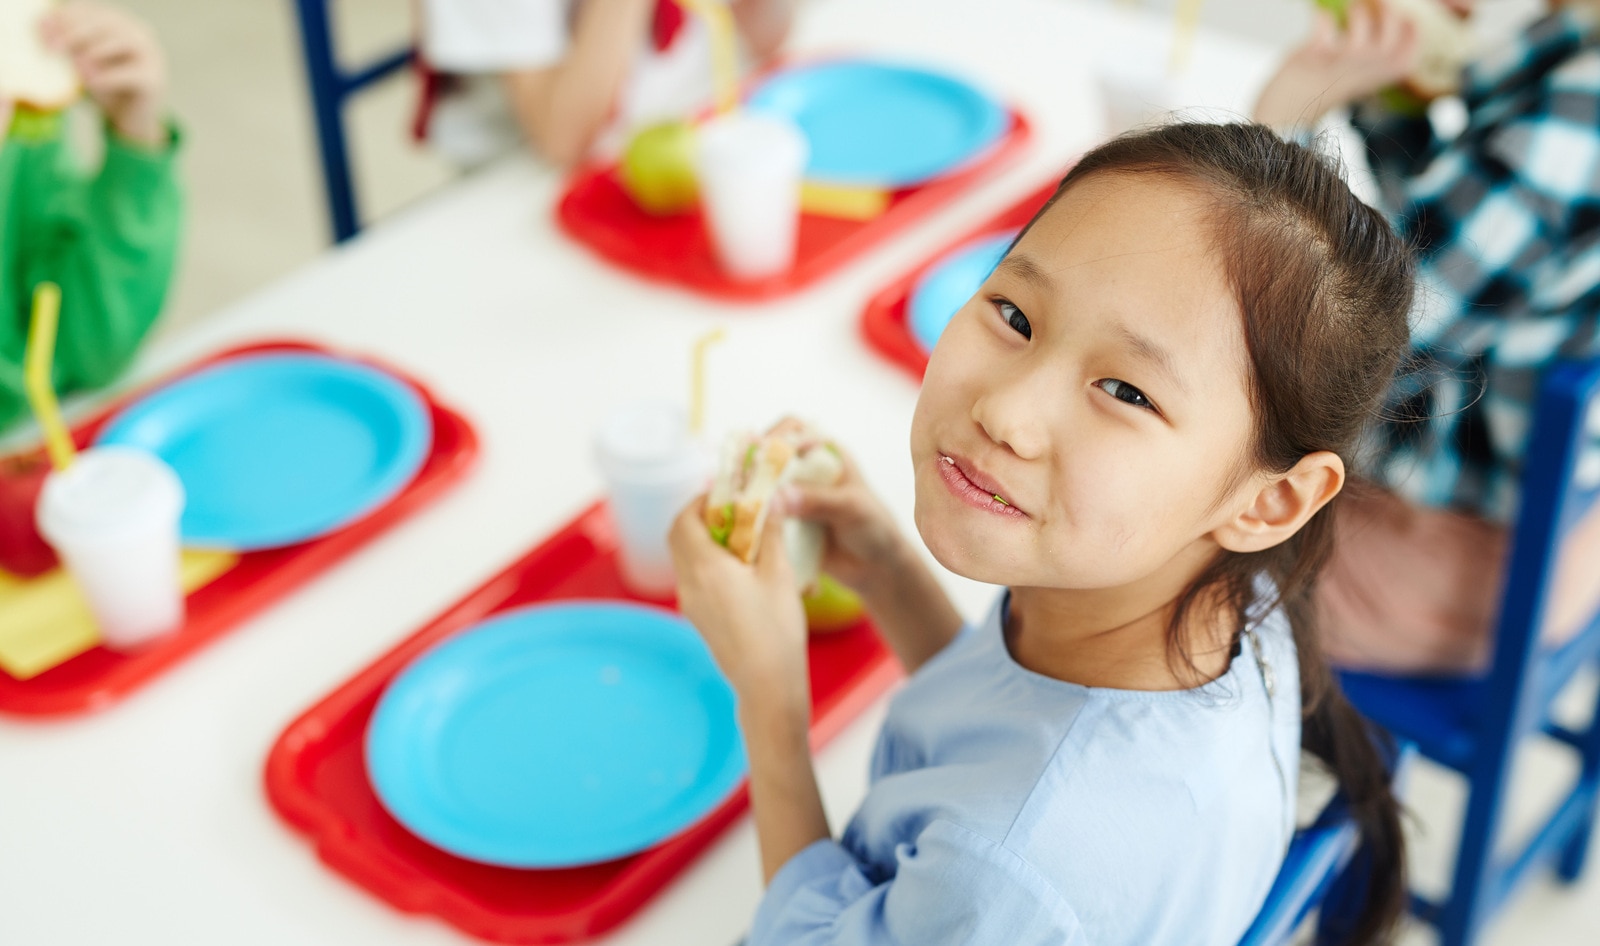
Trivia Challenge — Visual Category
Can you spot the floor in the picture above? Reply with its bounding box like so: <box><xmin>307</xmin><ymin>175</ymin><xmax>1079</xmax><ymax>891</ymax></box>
<box><xmin>107</xmin><ymin>0</ymin><xmax>1600</xmax><ymax>942</ymax></box>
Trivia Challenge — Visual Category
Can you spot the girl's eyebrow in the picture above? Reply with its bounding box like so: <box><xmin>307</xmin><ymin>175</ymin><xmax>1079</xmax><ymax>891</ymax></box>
<box><xmin>1113</xmin><ymin>325</ymin><xmax>1189</xmax><ymax>395</ymax></box>
<box><xmin>998</xmin><ymin>252</ymin><xmax>1189</xmax><ymax>396</ymax></box>
<box><xmin>994</xmin><ymin>253</ymin><xmax>1052</xmax><ymax>290</ymax></box>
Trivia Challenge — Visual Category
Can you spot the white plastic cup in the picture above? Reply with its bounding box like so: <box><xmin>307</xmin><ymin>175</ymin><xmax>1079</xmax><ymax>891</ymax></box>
<box><xmin>696</xmin><ymin>112</ymin><xmax>809</xmax><ymax>281</ymax></box>
<box><xmin>595</xmin><ymin>401</ymin><xmax>711</xmax><ymax>597</ymax></box>
<box><xmin>35</xmin><ymin>446</ymin><xmax>186</xmax><ymax>650</ymax></box>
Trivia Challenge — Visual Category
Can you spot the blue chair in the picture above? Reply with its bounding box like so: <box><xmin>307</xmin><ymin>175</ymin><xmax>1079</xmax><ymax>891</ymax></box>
<box><xmin>290</xmin><ymin>0</ymin><xmax>416</xmax><ymax>243</ymax></box>
<box><xmin>1238</xmin><ymin>742</ymin><xmax>1414</xmax><ymax>946</ymax></box>
<box><xmin>1238</xmin><ymin>795</ymin><xmax>1363</xmax><ymax>946</ymax></box>
<box><xmin>1338</xmin><ymin>357</ymin><xmax>1600</xmax><ymax>945</ymax></box>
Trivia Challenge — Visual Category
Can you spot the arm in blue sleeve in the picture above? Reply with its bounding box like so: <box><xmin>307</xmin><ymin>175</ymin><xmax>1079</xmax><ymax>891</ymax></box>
<box><xmin>747</xmin><ymin>820</ymin><xmax>1087</xmax><ymax>946</ymax></box>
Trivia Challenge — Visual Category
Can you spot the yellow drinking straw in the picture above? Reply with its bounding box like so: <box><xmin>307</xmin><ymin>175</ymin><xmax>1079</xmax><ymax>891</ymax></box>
<box><xmin>23</xmin><ymin>283</ymin><xmax>77</xmax><ymax>472</ymax></box>
<box><xmin>677</xmin><ymin>0</ymin><xmax>739</xmax><ymax>114</ymax></box>
<box><xmin>689</xmin><ymin>327</ymin><xmax>726</xmax><ymax>436</ymax></box>
<box><xmin>1169</xmin><ymin>0</ymin><xmax>1205</xmax><ymax>75</ymax></box>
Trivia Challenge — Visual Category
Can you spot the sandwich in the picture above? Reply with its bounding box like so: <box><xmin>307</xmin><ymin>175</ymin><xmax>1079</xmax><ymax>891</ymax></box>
<box><xmin>0</xmin><ymin>0</ymin><xmax>78</xmax><ymax>110</ymax></box>
<box><xmin>704</xmin><ymin>425</ymin><xmax>845</xmax><ymax>590</ymax></box>
<box><xmin>1386</xmin><ymin>0</ymin><xmax>1476</xmax><ymax>101</ymax></box>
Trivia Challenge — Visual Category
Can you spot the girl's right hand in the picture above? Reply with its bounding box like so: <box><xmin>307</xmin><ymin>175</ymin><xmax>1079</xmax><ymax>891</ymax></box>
<box><xmin>768</xmin><ymin>420</ymin><xmax>908</xmax><ymax>597</ymax></box>
<box><xmin>1252</xmin><ymin>2</ymin><xmax>1420</xmax><ymax>130</ymax></box>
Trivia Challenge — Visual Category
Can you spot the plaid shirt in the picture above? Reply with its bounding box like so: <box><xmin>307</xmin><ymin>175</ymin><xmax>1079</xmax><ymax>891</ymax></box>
<box><xmin>1353</xmin><ymin>8</ymin><xmax>1600</xmax><ymax>523</ymax></box>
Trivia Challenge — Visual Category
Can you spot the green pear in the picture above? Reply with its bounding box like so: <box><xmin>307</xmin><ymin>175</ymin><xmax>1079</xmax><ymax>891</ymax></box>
<box><xmin>803</xmin><ymin>574</ymin><xmax>867</xmax><ymax>634</ymax></box>
<box><xmin>620</xmin><ymin>120</ymin><xmax>700</xmax><ymax>216</ymax></box>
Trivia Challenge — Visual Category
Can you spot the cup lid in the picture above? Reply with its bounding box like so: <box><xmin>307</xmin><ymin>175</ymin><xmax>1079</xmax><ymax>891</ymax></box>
<box><xmin>697</xmin><ymin>112</ymin><xmax>809</xmax><ymax>174</ymax></box>
<box><xmin>594</xmin><ymin>400</ymin><xmax>709</xmax><ymax>479</ymax></box>
<box><xmin>36</xmin><ymin>446</ymin><xmax>185</xmax><ymax>543</ymax></box>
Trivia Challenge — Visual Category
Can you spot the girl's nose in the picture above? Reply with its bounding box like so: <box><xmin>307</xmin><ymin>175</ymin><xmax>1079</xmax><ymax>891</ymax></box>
<box><xmin>970</xmin><ymin>365</ymin><xmax>1055</xmax><ymax>461</ymax></box>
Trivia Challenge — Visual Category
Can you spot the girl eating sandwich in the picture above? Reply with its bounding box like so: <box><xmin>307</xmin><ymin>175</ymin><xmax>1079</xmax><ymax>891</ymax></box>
<box><xmin>668</xmin><ymin>122</ymin><xmax>1414</xmax><ymax>945</ymax></box>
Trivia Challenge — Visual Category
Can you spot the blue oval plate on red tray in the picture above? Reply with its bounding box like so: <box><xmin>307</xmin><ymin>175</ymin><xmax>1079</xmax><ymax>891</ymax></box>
<box><xmin>748</xmin><ymin>60</ymin><xmax>1010</xmax><ymax>188</ymax></box>
<box><xmin>364</xmin><ymin>601</ymin><xmax>747</xmax><ymax>869</ymax></box>
<box><xmin>94</xmin><ymin>352</ymin><xmax>431</xmax><ymax>551</ymax></box>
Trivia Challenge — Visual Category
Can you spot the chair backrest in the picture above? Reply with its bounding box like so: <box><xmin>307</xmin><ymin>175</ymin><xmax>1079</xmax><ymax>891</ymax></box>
<box><xmin>292</xmin><ymin>0</ymin><xmax>416</xmax><ymax>243</ymax></box>
<box><xmin>1480</xmin><ymin>358</ymin><xmax>1600</xmax><ymax>764</ymax></box>
<box><xmin>1238</xmin><ymin>738</ymin><xmax>1415</xmax><ymax>946</ymax></box>
<box><xmin>1236</xmin><ymin>795</ymin><xmax>1360</xmax><ymax>946</ymax></box>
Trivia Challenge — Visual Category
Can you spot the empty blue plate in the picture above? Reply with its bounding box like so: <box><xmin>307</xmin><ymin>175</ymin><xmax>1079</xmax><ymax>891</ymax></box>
<box><xmin>95</xmin><ymin>352</ymin><xmax>431</xmax><ymax>550</ymax></box>
<box><xmin>908</xmin><ymin>230</ymin><xmax>1019</xmax><ymax>353</ymax></box>
<box><xmin>747</xmin><ymin>61</ymin><xmax>1009</xmax><ymax>188</ymax></box>
<box><xmin>364</xmin><ymin>602</ymin><xmax>747</xmax><ymax>868</ymax></box>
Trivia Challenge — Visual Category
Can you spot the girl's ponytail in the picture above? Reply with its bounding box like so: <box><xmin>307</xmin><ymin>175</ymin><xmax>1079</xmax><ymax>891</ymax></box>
<box><xmin>1300</xmin><ymin>672</ymin><xmax>1407</xmax><ymax>945</ymax></box>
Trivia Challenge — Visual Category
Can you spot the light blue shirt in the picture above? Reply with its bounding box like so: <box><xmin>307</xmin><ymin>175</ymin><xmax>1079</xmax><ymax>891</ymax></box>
<box><xmin>749</xmin><ymin>593</ymin><xmax>1301</xmax><ymax>945</ymax></box>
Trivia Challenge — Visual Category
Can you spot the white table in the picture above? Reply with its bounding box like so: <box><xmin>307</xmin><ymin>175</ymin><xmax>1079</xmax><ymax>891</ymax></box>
<box><xmin>0</xmin><ymin>2</ymin><xmax>1279</xmax><ymax>942</ymax></box>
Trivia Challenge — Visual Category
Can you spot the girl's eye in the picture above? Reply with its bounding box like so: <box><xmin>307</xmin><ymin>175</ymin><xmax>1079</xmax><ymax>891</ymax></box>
<box><xmin>1096</xmin><ymin>378</ymin><xmax>1156</xmax><ymax>412</ymax></box>
<box><xmin>996</xmin><ymin>300</ymin><xmax>1031</xmax><ymax>340</ymax></box>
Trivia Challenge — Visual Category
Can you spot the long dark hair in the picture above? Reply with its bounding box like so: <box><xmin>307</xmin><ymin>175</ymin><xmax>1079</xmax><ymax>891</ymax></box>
<box><xmin>1030</xmin><ymin>123</ymin><xmax>1413</xmax><ymax>945</ymax></box>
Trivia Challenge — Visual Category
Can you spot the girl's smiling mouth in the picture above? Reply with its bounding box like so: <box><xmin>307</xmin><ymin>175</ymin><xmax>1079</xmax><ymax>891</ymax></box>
<box><xmin>938</xmin><ymin>454</ymin><xmax>1029</xmax><ymax>518</ymax></box>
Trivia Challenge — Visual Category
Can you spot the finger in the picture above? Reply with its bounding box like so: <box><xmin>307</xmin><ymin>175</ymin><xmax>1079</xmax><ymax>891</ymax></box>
<box><xmin>781</xmin><ymin>477</ymin><xmax>867</xmax><ymax>525</ymax></box>
<box><xmin>1345</xmin><ymin>2</ymin><xmax>1374</xmax><ymax>51</ymax></box>
<box><xmin>1377</xmin><ymin>2</ymin><xmax>1410</xmax><ymax>55</ymax></box>
<box><xmin>1391</xmin><ymin>16</ymin><xmax>1419</xmax><ymax>61</ymax></box>
<box><xmin>71</xmin><ymin>31</ymin><xmax>143</xmax><ymax>71</ymax></box>
<box><xmin>1307</xmin><ymin>9</ymin><xmax>1338</xmax><ymax>51</ymax></box>
<box><xmin>43</xmin><ymin>6</ymin><xmax>119</xmax><ymax>53</ymax></box>
<box><xmin>668</xmin><ymin>493</ymin><xmax>714</xmax><ymax>559</ymax></box>
<box><xmin>80</xmin><ymin>63</ymin><xmax>153</xmax><ymax>100</ymax></box>
<box><xmin>754</xmin><ymin>491</ymin><xmax>795</xmax><ymax>584</ymax></box>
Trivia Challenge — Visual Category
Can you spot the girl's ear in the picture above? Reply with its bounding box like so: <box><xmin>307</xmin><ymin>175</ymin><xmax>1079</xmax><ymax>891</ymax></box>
<box><xmin>1214</xmin><ymin>451</ymin><xmax>1345</xmax><ymax>554</ymax></box>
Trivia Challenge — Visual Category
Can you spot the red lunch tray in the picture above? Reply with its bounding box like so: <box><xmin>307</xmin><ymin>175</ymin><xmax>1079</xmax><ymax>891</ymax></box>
<box><xmin>265</xmin><ymin>501</ymin><xmax>901</xmax><ymax>944</ymax></box>
<box><xmin>556</xmin><ymin>108</ymin><xmax>1033</xmax><ymax>302</ymax></box>
<box><xmin>859</xmin><ymin>178</ymin><xmax>1060</xmax><ymax>379</ymax></box>
<box><xmin>0</xmin><ymin>340</ymin><xmax>480</xmax><ymax>717</ymax></box>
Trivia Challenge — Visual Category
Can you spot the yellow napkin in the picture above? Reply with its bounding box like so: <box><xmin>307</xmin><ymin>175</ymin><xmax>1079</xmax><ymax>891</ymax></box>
<box><xmin>0</xmin><ymin>550</ymin><xmax>239</xmax><ymax>680</ymax></box>
<box><xmin>800</xmin><ymin>181</ymin><xmax>892</xmax><ymax>221</ymax></box>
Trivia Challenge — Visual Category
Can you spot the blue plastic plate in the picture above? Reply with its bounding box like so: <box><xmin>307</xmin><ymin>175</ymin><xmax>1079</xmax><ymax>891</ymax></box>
<box><xmin>908</xmin><ymin>230</ymin><xmax>1018</xmax><ymax>353</ymax></box>
<box><xmin>747</xmin><ymin>61</ymin><xmax>1009</xmax><ymax>188</ymax></box>
<box><xmin>95</xmin><ymin>352</ymin><xmax>431</xmax><ymax>550</ymax></box>
<box><xmin>364</xmin><ymin>602</ymin><xmax>747</xmax><ymax>869</ymax></box>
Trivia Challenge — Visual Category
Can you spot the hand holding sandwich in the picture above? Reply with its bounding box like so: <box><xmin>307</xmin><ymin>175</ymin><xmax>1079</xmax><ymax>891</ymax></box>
<box><xmin>686</xmin><ymin>419</ymin><xmax>965</xmax><ymax>680</ymax></box>
<box><xmin>670</xmin><ymin>490</ymin><xmax>811</xmax><ymax>709</ymax></box>
<box><xmin>671</xmin><ymin>489</ymin><xmax>832</xmax><ymax>884</ymax></box>
<box><xmin>40</xmin><ymin>2</ymin><xmax>167</xmax><ymax>148</ymax></box>
<box><xmin>1254</xmin><ymin>1</ymin><xmax>1421</xmax><ymax>130</ymax></box>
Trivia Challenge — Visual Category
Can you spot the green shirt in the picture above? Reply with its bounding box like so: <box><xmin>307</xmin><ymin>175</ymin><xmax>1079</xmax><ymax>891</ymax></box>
<box><xmin>0</xmin><ymin>111</ymin><xmax>183</xmax><ymax>433</ymax></box>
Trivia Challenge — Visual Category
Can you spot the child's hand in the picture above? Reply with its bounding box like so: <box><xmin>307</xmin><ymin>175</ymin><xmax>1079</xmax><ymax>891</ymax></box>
<box><xmin>669</xmin><ymin>492</ymin><xmax>811</xmax><ymax>712</ymax></box>
<box><xmin>767</xmin><ymin>421</ymin><xmax>908</xmax><ymax>598</ymax></box>
<box><xmin>41</xmin><ymin>2</ymin><xmax>167</xmax><ymax>148</ymax></box>
<box><xmin>1252</xmin><ymin>2</ymin><xmax>1419</xmax><ymax>130</ymax></box>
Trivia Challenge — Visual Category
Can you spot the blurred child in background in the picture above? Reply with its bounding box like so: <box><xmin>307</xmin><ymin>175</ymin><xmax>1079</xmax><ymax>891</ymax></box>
<box><xmin>1255</xmin><ymin>0</ymin><xmax>1600</xmax><ymax>671</ymax></box>
<box><xmin>417</xmin><ymin>0</ymin><xmax>795</xmax><ymax>167</ymax></box>
<box><xmin>0</xmin><ymin>0</ymin><xmax>182</xmax><ymax>434</ymax></box>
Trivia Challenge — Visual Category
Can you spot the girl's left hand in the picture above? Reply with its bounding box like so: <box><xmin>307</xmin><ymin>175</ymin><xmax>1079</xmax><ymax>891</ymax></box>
<box><xmin>41</xmin><ymin>2</ymin><xmax>168</xmax><ymax>148</ymax></box>
<box><xmin>668</xmin><ymin>492</ymin><xmax>811</xmax><ymax>714</ymax></box>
